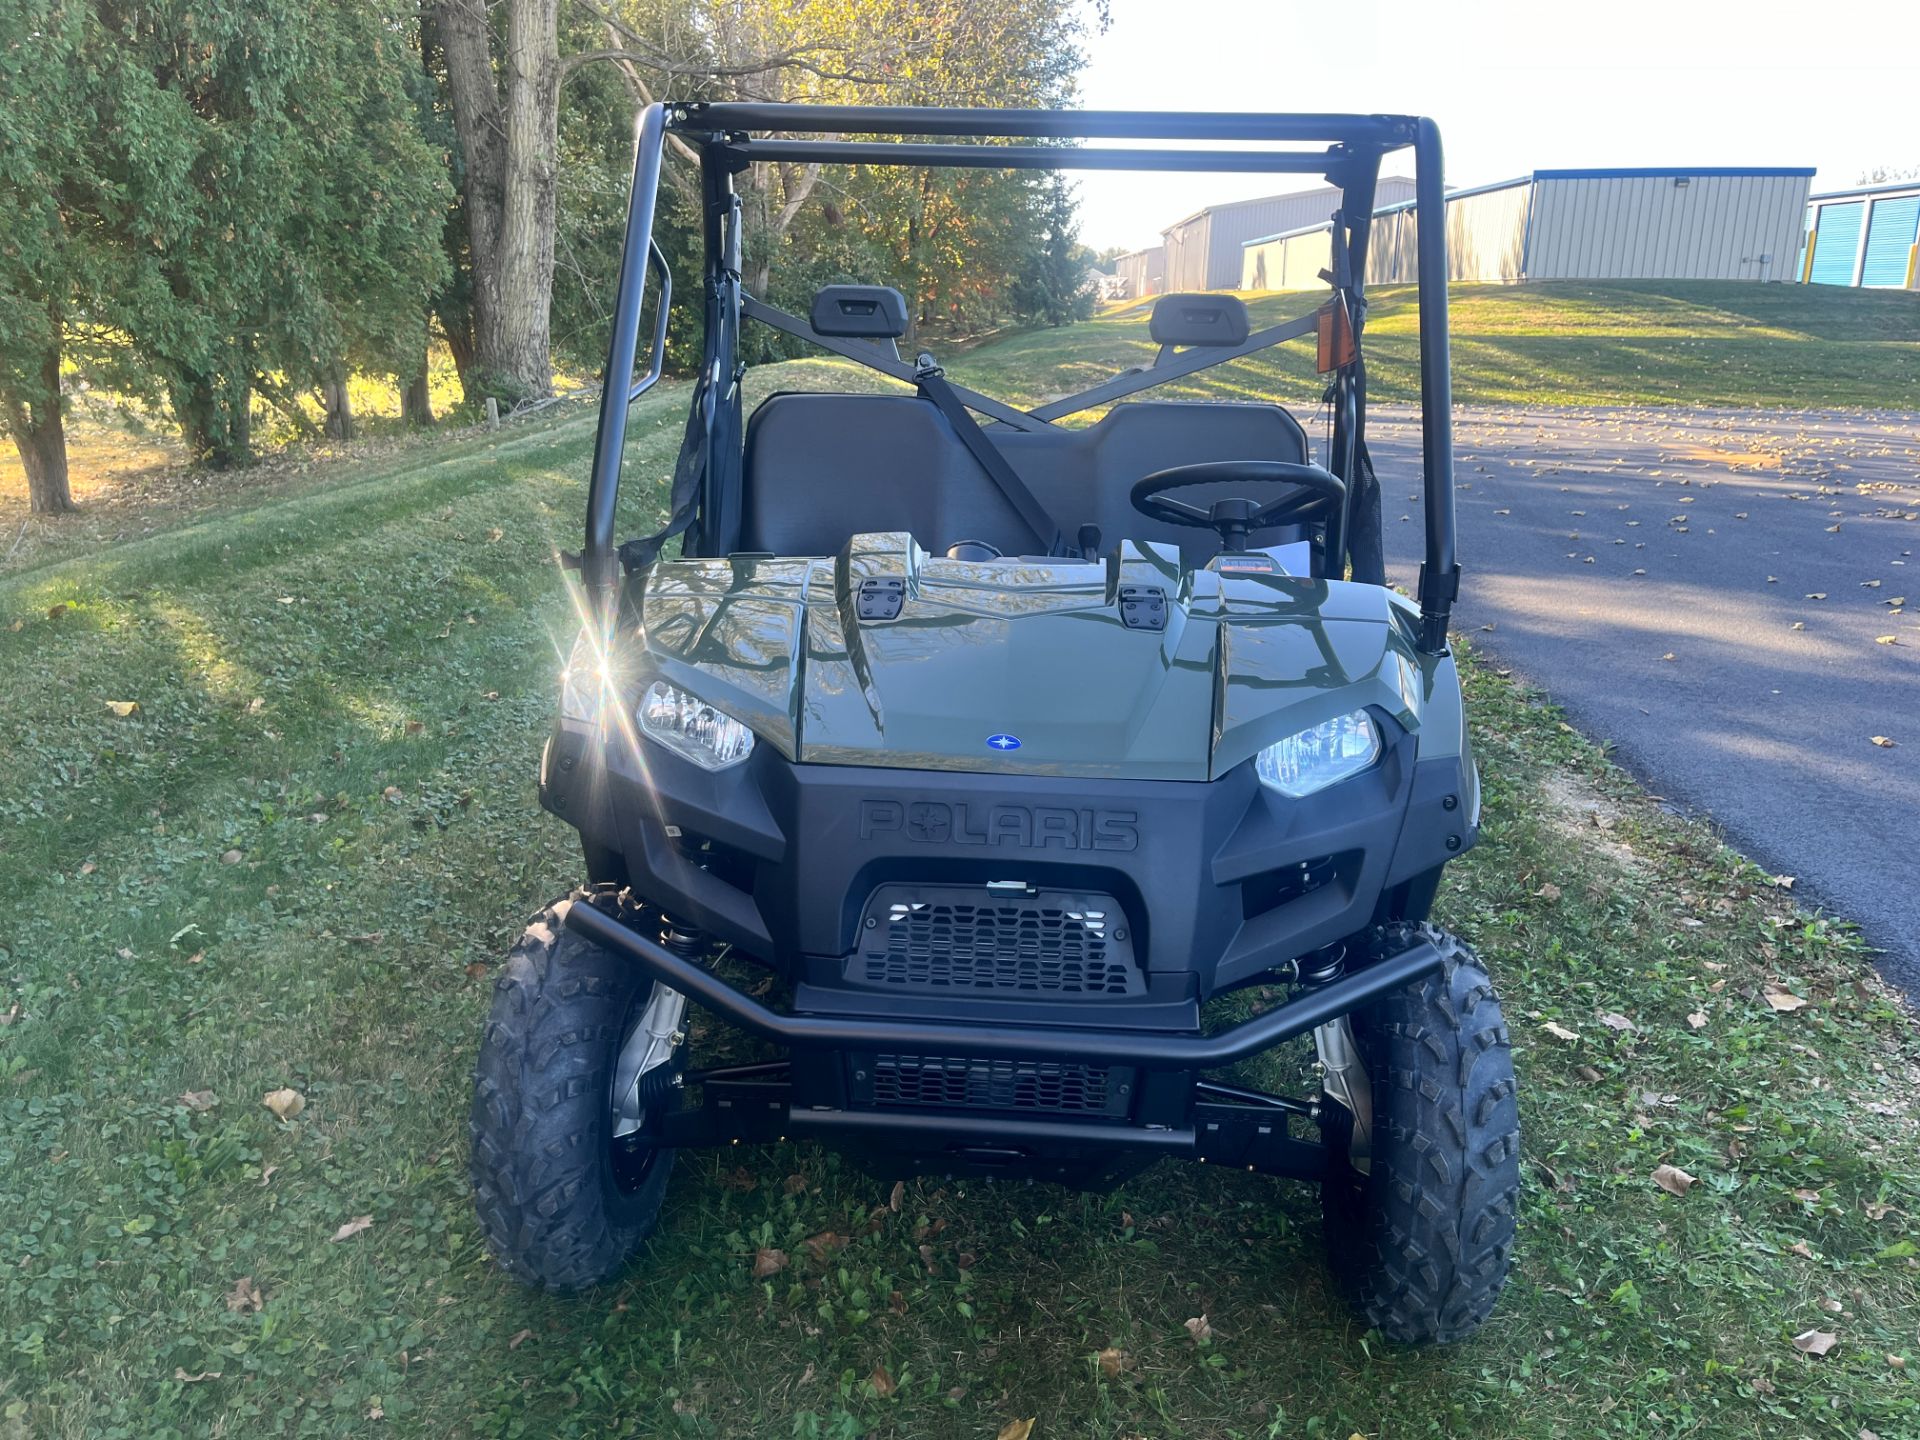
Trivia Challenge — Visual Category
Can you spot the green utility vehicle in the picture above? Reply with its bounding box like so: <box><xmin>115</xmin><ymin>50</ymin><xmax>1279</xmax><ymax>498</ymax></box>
<box><xmin>470</xmin><ymin>103</ymin><xmax>1519</xmax><ymax>1344</ymax></box>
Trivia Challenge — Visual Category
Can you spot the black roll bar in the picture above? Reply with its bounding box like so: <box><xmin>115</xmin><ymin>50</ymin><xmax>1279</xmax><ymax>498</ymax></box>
<box><xmin>582</xmin><ymin>103</ymin><xmax>1458</xmax><ymax>655</ymax></box>
<box><xmin>1411</xmin><ymin>117</ymin><xmax>1458</xmax><ymax>651</ymax></box>
<box><xmin>584</xmin><ymin>102</ymin><xmax>670</xmax><ymax>613</ymax></box>
<box><xmin>674</xmin><ymin>102</ymin><xmax>1418</xmax><ymax>145</ymax></box>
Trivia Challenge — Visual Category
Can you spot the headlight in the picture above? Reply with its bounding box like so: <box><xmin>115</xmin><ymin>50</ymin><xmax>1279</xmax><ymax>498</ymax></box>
<box><xmin>560</xmin><ymin>629</ymin><xmax>616</xmax><ymax>724</ymax></box>
<box><xmin>638</xmin><ymin>681</ymin><xmax>756</xmax><ymax>771</ymax></box>
<box><xmin>1255</xmin><ymin>710</ymin><xmax>1380</xmax><ymax>798</ymax></box>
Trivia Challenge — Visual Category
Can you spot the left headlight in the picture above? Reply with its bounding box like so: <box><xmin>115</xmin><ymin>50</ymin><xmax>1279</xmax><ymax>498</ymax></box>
<box><xmin>1255</xmin><ymin>709</ymin><xmax>1381</xmax><ymax>798</ymax></box>
<box><xmin>560</xmin><ymin>629</ymin><xmax>616</xmax><ymax>724</ymax></box>
<box><xmin>637</xmin><ymin>680</ymin><xmax>756</xmax><ymax>771</ymax></box>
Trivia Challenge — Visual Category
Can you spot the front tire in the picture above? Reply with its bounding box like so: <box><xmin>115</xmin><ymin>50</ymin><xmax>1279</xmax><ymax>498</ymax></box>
<box><xmin>1320</xmin><ymin>925</ymin><xmax>1520</xmax><ymax>1344</ymax></box>
<box><xmin>470</xmin><ymin>893</ymin><xmax>675</xmax><ymax>1291</ymax></box>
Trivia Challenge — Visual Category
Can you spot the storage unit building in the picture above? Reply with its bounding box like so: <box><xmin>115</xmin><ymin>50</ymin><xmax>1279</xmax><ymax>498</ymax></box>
<box><xmin>1163</xmin><ymin>179</ymin><xmax>1416</xmax><ymax>291</ymax></box>
<box><xmin>1241</xmin><ymin>167</ymin><xmax>1815</xmax><ymax>290</ymax></box>
<box><xmin>1797</xmin><ymin>183</ymin><xmax>1920</xmax><ymax>288</ymax></box>
<box><xmin>1112</xmin><ymin>244</ymin><xmax>1165</xmax><ymax>299</ymax></box>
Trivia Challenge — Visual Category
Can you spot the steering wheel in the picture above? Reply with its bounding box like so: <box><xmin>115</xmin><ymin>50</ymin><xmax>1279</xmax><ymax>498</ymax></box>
<box><xmin>1129</xmin><ymin>460</ymin><xmax>1346</xmax><ymax>554</ymax></box>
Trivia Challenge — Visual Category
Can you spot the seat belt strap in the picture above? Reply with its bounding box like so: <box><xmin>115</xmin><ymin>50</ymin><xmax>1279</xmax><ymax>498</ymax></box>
<box><xmin>914</xmin><ymin>355</ymin><xmax>1064</xmax><ymax>555</ymax></box>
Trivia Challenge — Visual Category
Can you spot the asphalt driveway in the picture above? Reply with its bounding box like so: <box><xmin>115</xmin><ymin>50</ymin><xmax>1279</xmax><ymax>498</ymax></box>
<box><xmin>1369</xmin><ymin>405</ymin><xmax>1920</xmax><ymax>993</ymax></box>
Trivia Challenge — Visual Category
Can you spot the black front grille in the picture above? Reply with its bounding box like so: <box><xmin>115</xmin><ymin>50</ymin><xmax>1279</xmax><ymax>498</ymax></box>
<box><xmin>864</xmin><ymin>1053</ymin><xmax>1123</xmax><ymax>1115</ymax></box>
<box><xmin>852</xmin><ymin>884</ymin><xmax>1141</xmax><ymax>996</ymax></box>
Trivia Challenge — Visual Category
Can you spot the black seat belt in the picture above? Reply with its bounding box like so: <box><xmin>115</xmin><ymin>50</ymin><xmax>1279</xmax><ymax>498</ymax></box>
<box><xmin>914</xmin><ymin>354</ymin><xmax>1064</xmax><ymax>556</ymax></box>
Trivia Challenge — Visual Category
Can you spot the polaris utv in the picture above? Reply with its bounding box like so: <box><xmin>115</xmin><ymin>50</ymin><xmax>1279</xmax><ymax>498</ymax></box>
<box><xmin>470</xmin><ymin>103</ymin><xmax>1520</xmax><ymax>1345</ymax></box>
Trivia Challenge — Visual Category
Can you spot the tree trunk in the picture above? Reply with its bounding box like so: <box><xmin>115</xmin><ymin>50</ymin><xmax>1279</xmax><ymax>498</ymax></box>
<box><xmin>321</xmin><ymin>375</ymin><xmax>355</xmax><ymax>440</ymax></box>
<box><xmin>493</xmin><ymin>0</ymin><xmax>560</xmax><ymax>400</ymax></box>
<box><xmin>4</xmin><ymin>334</ymin><xmax>76</xmax><ymax>514</ymax></box>
<box><xmin>173</xmin><ymin>368</ymin><xmax>252</xmax><ymax>469</ymax></box>
<box><xmin>401</xmin><ymin>354</ymin><xmax>434</xmax><ymax>428</ymax></box>
<box><xmin>437</xmin><ymin>0</ymin><xmax>557</xmax><ymax>405</ymax></box>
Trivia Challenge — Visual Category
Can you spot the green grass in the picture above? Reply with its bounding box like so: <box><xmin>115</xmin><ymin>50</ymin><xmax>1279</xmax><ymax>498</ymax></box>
<box><xmin>3</xmin><ymin>300</ymin><xmax>1920</xmax><ymax>1438</ymax></box>
<box><xmin>940</xmin><ymin>280</ymin><xmax>1920</xmax><ymax>412</ymax></box>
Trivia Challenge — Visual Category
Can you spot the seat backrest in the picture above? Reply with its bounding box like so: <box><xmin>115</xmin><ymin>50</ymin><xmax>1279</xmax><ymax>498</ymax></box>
<box><xmin>739</xmin><ymin>392</ymin><xmax>1309</xmax><ymax>564</ymax></box>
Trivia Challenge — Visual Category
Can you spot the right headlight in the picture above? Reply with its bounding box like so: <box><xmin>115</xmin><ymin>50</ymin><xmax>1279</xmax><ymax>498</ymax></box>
<box><xmin>637</xmin><ymin>681</ymin><xmax>756</xmax><ymax>771</ymax></box>
<box><xmin>1255</xmin><ymin>710</ymin><xmax>1381</xmax><ymax>798</ymax></box>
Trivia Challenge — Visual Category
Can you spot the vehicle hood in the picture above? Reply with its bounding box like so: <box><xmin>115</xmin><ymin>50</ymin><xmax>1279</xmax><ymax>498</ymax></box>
<box><xmin>627</xmin><ymin>532</ymin><xmax>1441</xmax><ymax>781</ymax></box>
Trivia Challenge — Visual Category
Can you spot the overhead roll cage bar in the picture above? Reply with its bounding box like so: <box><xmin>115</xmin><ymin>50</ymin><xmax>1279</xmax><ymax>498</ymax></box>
<box><xmin>582</xmin><ymin>102</ymin><xmax>1459</xmax><ymax>654</ymax></box>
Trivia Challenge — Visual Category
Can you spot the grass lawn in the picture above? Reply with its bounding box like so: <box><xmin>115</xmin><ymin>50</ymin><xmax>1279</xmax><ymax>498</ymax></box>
<box><xmin>943</xmin><ymin>280</ymin><xmax>1920</xmax><ymax>414</ymax></box>
<box><xmin>3</xmin><ymin>302</ymin><xmax>1920</xmax><ymax>1437</ymax></box>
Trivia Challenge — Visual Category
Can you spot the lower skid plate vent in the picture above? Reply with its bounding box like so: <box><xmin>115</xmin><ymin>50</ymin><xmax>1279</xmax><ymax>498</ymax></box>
<box><xmin>851</xmin><ymin>883</ymin><xmax>1142</xmax><ymax>997</ymax></box>
<box><xmin>858</xmin><ymin>1053</ymin><xmax>1130</xmax><ymax>1117</ymax></box>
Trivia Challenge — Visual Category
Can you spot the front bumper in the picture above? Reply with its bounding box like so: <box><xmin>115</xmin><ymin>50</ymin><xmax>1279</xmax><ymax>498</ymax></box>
<box><xmin>542</xmin><ymin>707</ymin><xmax>1475</xmax><ymax>1003</ymax></box>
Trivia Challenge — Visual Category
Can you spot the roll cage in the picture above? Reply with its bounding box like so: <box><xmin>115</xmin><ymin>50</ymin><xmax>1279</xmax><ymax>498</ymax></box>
<box><xmin>582</xmin><ymin>103</ymin><xmax>1459</xmax><ymax>653</ymax></box>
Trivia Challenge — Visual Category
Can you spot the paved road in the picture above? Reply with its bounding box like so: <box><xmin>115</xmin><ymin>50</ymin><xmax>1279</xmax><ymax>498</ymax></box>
<box><xmin>1366</xmin><ymin>405</ymin><xmax>1920</xmax><ymax>994</ymax></box>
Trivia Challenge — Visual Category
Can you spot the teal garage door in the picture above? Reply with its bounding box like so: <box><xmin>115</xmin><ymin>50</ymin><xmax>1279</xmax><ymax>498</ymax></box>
<box><xmin>1861</xmin><ymin>196</ymin><xmax>1920</xmax><ymax>288</ymax></box>
<box><xmin>1808</xmin><ymin>201</ymin><xmax>1865</xmax><ymax>285</ymax></box>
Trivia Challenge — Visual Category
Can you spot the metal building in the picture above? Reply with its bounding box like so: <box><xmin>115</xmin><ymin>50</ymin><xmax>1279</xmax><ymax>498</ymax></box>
<box><xmin>1797</xmin><ymin>182</ymin><xmax>1920</xmax><ymax>288</ymax></box>
<box><xmin>1112</xmin><ymin>244</ymin><xmax>1165</xmax><ymax>299</ymax></box>
<box><xmin>1161</xmin><ymin>179</ymin><xmax>1416</xmax><ymax>291</ymax></box>
<box><xmin>1242</xmin><ymin>167</ymin><xmax>1815</xmax><ymax>290</ymax></box>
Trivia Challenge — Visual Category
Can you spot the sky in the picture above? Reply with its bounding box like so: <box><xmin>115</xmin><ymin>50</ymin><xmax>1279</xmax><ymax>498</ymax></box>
<box><xmin>1073</xmin><ymin>0</ymin><xmax>1920</xmax><ymax>251</ymax></box>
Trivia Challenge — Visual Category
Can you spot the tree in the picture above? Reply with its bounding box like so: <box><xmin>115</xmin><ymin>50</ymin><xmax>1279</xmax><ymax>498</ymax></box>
<box><xmin>1009</xmin><ymin>174</ymin><xmax>1095</xmax><ymax>327</ymax></box>
<box><xmin>0</xmin><ymin>0</ymin><xmax>91</xmax><ymax>511</ymax></box>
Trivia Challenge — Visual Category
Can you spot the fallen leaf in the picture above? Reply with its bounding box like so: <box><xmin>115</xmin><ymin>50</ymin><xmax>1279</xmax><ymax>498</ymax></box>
<box><xmin>1600</xmin><ymin>1012</ymin><xmax>1636</xmax><ymax>1032</ymax></box>
<box><xmin>225</xmin><ymin>1276</ymin><xmax>264</xmax><ymax>1313</ymax></box>
<box><xmin>1764</xmin><ymin>985</ymin><xmax>1810</xmax><ymax>1013</ymax></box>
<box><xmin>404</xmin><ymin>720</ymin><xmax>424</xmax><ymax>735</ymax></box>
<box><xmin>1871</xmin><ymin>735</ymin><xmax>1897</xmax><ymax>747</ymax></box>
<box><xmin>1542</xmin><ymin>1021</ymin><xmax>1581</xmax><ymax>1042</ymax></box>
<box><xmin>1806</xmin><ymin>592</ymin><xmax>1826</xmax><ymax>600</ymax></box>
<box><xmin>996</xmin><ymin>1421</ymin><xmax>1035</xmax><ymax>1440</ymax></box>
<box><xmin>1097</xmin><ymin>1346</ymin><xmax>1129</xmax><ymax>1379</ymax></box>
<box><xmin>1793</xmin><ymin>1186</ymin><xmax>1821</xmax><ymax>1203</ymax></box>
<box><xmin>47</xmin><ymin>602</ymin><xmax>68</xmax><ymax>619</ymax></box>
<box><xmin>889</xmin><ymin>1180</ymin><xmax>904</xmax><ymax>1212</ymax></box>
<box><xmin>1875</xmin><ymin>635</ymin><xmax>1900</xmax><ymax>645</ymax></box>
<box><xmin>464</xmin><ymin>961</ymin><xmax>489</xmax><ymax>979</ymax></box>
<box><xmin>1891</xmin><ymin>1355</ymin><xmax>1908</xmax><ymax>1370</ymax></box>
<box><xmin>174</xmin><ymin>1369</ymin><xmax>223</xmax><ymax>1383</ymax></box>
<box><xmin>247</xmin><ymin>697</ymin><xmax>265</xmax><ymax>713</ymax></box>
<box><xmin>1652</xmin><ymin>1164</ymin><xmax>1696</xmax><ymax>1196</ymax></box>
<box><xmin>105</xmin><ymin>700</ymin><xmax>140</xmax><ymax>717</ymax></box>
<box><xmin>258</xmin><ymin>1165</ymin><xmax>277</xmax><ymax>1187</ymax></box>
<box><xmin>262</xmin><ymin>1087</ymin><xmax>305</xmax><ymax>1121</ymax></box>
<box><xmin>508</xmin><ymin>1329</ymin><xmax>533</xmax><ymax>1350</ymax></box>
<box><xmin>803</xmin><ymin>1231</ymin><xmax>847</xmax><ymax>1262</ymax></box>
<box><xmin>720</xmin><ymin>1166</ymin><xmax>757</xmax><ymax>1192</ymax></box>
<box><xmin>1183</xmin><ymin>1314</ymin><xmax>1213</xmax><ymax>1344</ymax></box>
<box><xmin>330</xmin><ymin>1215</ymin><xmax>373</xmax><ymax>1243</ymax></box>
<box><xmin>783</xmin><ymin>1173</ymin><xmax>807</xmax><ymax>1196</ymax></box>
<box><xmin>1791</xmin><ymin>622</ymin><xmax>1806</xmax><ymax>631</ymax></box>
<box><xmin>1792</xmin><ymin>1329</ymin><xmax>1838</xmax><ymax>1356</ymax></box>
<box><xmin>179</xmin><ymin>1090</ymin><xmax>217</xmax><ymax>1112</ymax></box>
<box><xmin>1660</xmin><ymin>652</ymin><xmax>1676</xmax><ymax>662</ymax></box>
<box><xmin>1863</xmin><ymin>579</ymin><xmax>1882</xmax><ymax>588</ymax></box>
<box><xmin>1772</xmin><ymin>874</ymin><xmax>1796</xmax><ymax>890</ymax></box>
<box><xmin>1536</xmin><ymin>882</ymin><xmax>1562</xmax><ymax>902</ymax></box>
<box><xmin>1788</xmin><ymin>1240</ymin><xmax>1816</xmax><ymax>1258</ymax></box>
<box><xmin>220</xmin><ymin>849</ymin><xmax>243</xmax><ymax>865</ymax></box>
<box><xmin>1818</xmin><ymin>1297</ymin><xmax>1844</xmax><ymax>1314</ymax></box>
<box><xmin>752</xmin><ymin>1247</ymin><xmax>788</xmax><ymax>1279</ymax></box>
<box><xmin>487</xmin><ymin>527</ymin><xmax>504</xmax><ymax>542</ymax></box>
<box><xmin>869</xmin><ymin>1364</ymin><xmax>896</xmax><ymax>1398</ymax></box>
<box><xmin>382</xmin><ymin>785</ymin><xmax>403</xmax><ymax>803</ymax></box>
<box><xmin>1865</xmin><ymin>1201</ymin><xmax>1894</xmax><ymax>1221</ymax></box>
<box><xmin>1687</xmin><ymin>1011</ymin><xmax>1709</xmax><ymax>1030</ymax></box>
<box><xmin>78</xmin><ymin>860</ymin><xmax>96</xmax><ymax>876</ymax></box>
<box><xmin>1575</xmin><ymin>1064</ymin><xmax>1604</xmax><ymax>1083</ymax></box>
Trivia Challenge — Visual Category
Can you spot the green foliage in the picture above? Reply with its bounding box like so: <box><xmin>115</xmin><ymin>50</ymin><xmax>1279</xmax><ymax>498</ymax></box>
<box><xmin>1</xmin><ymin>0</ymin><xmax>448</xmax><ymax>465</ymax></box>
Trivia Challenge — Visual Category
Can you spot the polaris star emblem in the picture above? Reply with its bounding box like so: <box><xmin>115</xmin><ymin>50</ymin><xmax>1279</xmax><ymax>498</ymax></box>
<box><xmin>986</xmin><ymin>733</ymin><xmax>1022</xmax><ymax>752</ymax></box>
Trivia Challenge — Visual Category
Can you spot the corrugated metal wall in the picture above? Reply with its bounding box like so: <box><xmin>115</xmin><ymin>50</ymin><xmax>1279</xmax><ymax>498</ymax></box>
<box><xmin>1167</xmin><ymin>180</ymin><xmax>1417</xmax><ymax>290</ymax></box>
<box><xmin>1363</xmin><ymin>180</ymin><xmax>1534</xmax><ymax>285</ymax></box>
<box><xmin>1114</xmin><ymin>245</ymin><xmax>1166</xmax><ymax>298</ymax></box>
<box><xmin>1160</xmin><ymin>211</ymin><xmax>1213</xmax><ymax>292</ymax></box>
<box><xmin>1800</xmin><ymin>186</ymin><xmax>1920</xmax><ymax>288</ymax></box>
<box><xmin>1526</xmin><ymin>173</ymin><xmax>1810</xmax><ymax>282</ymax></box>
<box><xmin>1239</xmin><ymin>225</ymin><xmax>1333</xmax><ymax>291</ymax></box>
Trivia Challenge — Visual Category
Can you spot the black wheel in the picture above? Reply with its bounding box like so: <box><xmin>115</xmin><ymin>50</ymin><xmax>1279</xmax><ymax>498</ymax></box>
<box><xmin>1319</xmin><ymin>924</ymin><xmax>1520</xmax><ymax>1344</ymax></box>
<box><xmin>470</xmin><ymin>892</ymin><xmax>677</xmax><ymax>1291</ymax></box>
